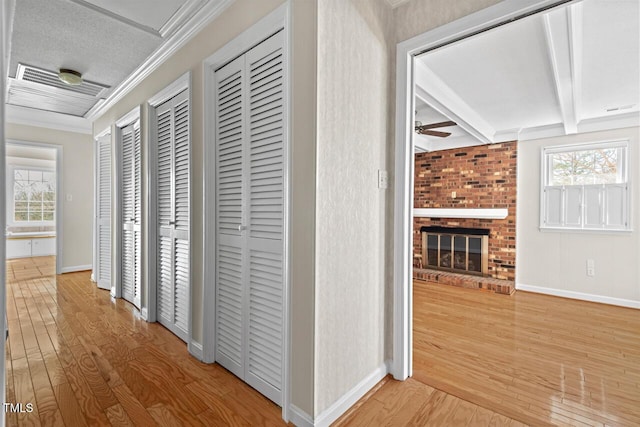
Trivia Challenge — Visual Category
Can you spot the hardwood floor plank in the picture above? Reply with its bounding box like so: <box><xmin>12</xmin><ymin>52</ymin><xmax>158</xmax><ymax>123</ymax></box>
<box><xmin>52</xmin><ymin>383</ymin><xmax>88</xmax><ymax>427</ymax></box>
<box><xmin>186</xmin><ymin>380</ymin><xmax>252</xmax><ymax>426</ymax></box>
<box><xmin>110</xmin><ymin>384</ymin><xmax>158</xmax><ymax>426</ymax></box>
<box><xmin>104</xmin><ymin>404</ymin><xmax>135</xmax><ymax>427</ymax></box>
<box><xmin>12</xmin><ymin>357</ymin><xmax>41</xmax><ymax>426</ymax></box>
<box><xmin>147</xmin><ymin>403</ymin><xmax>183</xmax><ymax>427</ymax></box>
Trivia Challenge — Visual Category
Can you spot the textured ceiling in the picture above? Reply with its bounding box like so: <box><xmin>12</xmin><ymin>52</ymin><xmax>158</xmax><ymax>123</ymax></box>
<box><xmin>9</xmin><ymin>0</ymin><xmax>164</xmax><ymax>87</ymax></box>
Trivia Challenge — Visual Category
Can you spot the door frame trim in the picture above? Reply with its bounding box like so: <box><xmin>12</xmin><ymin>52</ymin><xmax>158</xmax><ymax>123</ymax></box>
<box><xmin>202</xmin><ymin>2</ymin><xmax>291</xmax><ymax>421</ymax></box>
<box><xmin>146</xmin><ymin>72</ymin><xmax>194</xmax><ymax>349</ymax></box>
<box><xmin>5</xmin><ymin>139</ymin><xmax>63</xmax><ymax>273</ymax></box>
<box><xmin>392</xmin><ymin>0</ymin><xmax>580</xmax><ymax>380</ymax></box>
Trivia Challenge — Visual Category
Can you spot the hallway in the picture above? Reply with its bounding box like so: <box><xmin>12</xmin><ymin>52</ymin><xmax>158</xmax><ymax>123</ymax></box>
<box><xmin>5</xmin><ymin>259</ymin><xmax>284</xmax><ymax>426</ymax></box>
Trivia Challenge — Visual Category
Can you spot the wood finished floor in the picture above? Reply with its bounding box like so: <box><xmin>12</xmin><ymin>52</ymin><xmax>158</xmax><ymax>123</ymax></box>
<box><xmin>5</xmin><ymin>258</ymin><xmax>286</xmax><ymax>426</ymax></box>
<box><xmin>408</xmin><ymin>280</ymin><xmax>640</xmax><ymax>427</ymax></box>
<box><xmin>6</xmin><ymin>258</ymin><xmax>639</xmax><ymax>426</ymax></box>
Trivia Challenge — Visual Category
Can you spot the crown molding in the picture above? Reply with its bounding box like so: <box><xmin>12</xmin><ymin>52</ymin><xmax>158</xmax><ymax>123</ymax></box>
<box><xmin>85</xmin><ymin>0</ymin><xmax>235</xmax><ymax>121</ymax></box>
<box><xmin>5</xmin><ymin>104</ymin><xmax>92</xmax><ymax>134</ymax></box>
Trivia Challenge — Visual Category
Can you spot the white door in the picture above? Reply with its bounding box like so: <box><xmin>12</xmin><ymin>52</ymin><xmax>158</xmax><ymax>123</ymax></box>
<box><xmin>156</xmin><ymin>89</ymin><xmax>190</xmax><ymax>342</ymax></box>
<box><xmin>121</xmin><ymin>122</ymin><xmax>141</xmax><ymax>308</ymax></box>
<box><xmin>214</xmin><ymin>30</ymin><xmax>285</xmax><ymax>406</ymax></box>
<box><xmin>96</xmin><ymin>137</ymin><xmax>111</xmax><ymax>290</ymax></box>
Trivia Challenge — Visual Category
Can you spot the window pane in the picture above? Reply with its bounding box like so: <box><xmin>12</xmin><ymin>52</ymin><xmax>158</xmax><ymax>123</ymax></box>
<box><xmin>549</xmin><ymin>147</ymin><xmax>621</xmax><ymax>185</ymax></box>
<box><xmin>12</xmin><ymin>168</ymin><xmax>56</xmax><ymax>223</ymax></box>
<box><xmin>29</xmin><ymin>170</ymin><xmax>43</xmax><ymax>181</ymax></box>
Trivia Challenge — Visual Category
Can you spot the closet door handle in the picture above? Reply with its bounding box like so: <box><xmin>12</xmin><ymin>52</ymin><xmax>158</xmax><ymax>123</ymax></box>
<box><xmin>238</xmin><ymin>225</ymin><xmax>246</xmax><ymax>231</ymax></box>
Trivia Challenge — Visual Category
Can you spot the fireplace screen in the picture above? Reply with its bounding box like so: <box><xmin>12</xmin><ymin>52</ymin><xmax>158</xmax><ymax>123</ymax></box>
<box><xmin>422</xmin><ymin>227</ymin><xmax>489</xmax><ymax>276</ymax></box>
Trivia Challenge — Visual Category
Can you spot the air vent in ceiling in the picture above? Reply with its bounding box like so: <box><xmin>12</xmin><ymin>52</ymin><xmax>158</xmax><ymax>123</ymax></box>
<box><xmin>16</xmin><ymin>63</ymin><xmax>109</xmax><ymax>98</ymax></box>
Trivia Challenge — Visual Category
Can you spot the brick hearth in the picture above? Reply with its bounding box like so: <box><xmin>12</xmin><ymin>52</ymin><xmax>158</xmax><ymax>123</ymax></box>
<box><xmin>414</xmin><ymin>268</ymin><xmax>515</xmax><ymax>295</ymax></box>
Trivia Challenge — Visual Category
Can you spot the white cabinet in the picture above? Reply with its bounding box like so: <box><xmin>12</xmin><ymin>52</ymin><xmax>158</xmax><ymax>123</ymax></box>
<box><xmin>32</xmin><ymin>238</ymin><xmax>56</xmax><ymax>256</ymax></box>
<box><xmin>6</xmin><ymin>239</ymin><xmax>32</xmax><ymax>258</ymax></box>
<box><xmin>6</xmin><ymin>237</ymin><xmax>56</xmax><ymax>259</ymax></box>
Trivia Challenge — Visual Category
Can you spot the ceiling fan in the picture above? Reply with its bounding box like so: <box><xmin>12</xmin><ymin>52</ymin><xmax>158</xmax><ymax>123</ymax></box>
<box><xmin>414</xmin><ymin>120</ymin><xmax>457</xmax><ymax>138</ymax></box>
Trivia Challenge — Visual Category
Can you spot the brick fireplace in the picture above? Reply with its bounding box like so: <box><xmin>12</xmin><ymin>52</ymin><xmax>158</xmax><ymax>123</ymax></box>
<box><xmin>413</xmin><ymin>141</ymin><xmax>517</xmax><ymax>285</ymax></box>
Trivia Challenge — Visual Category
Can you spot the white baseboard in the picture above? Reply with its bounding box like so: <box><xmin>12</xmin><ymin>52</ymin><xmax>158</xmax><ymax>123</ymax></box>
<box><xmin>517</xmin><ymin>283</ymin><xmax>640</xmax><ymax>309</ymax></box>
<box><xmin>313</xmin><ymin>361</ymin><xmax>389</xmax><ymax>427</ymax></box>
<box><xmin>140</xmin><ymin>308</ymin><xmax>148</xmax><ymax>321</ymax></box>
<box><xmin>189</xmin><ymin>341</ymin><xmax>204</xmax><ymax>360</ymax></box>
<box><xmin>289</xmin><ymin>405</ymin><xmax>314</xmax><ymax>427</ymax></box>
<box><xmin>60</xmin><ymin>264</ymin><xmax>92</xmax><ymax>274</ymax></box>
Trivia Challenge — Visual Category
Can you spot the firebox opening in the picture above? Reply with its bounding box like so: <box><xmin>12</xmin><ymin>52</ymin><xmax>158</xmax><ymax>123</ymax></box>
<box><xmin>421</xmin><ymin>226</ymin><xmax>489</xmax><ymax>276</ymax></box>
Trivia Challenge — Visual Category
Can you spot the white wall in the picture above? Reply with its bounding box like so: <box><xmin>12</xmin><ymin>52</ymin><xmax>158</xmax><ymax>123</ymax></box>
<box><xmin>5</xmin><ymin>124</ymin><xmax>94</xmax><ymax>271</ymax></box>
<box><xmin>315</xmin><ymin>0</ymin><xmax>393</xmax><ymax>416</ymax></box>
<box><xmin>517</xmin><ymin>127</ymin><xmax>640</xmax><ymax>306</ymax></box>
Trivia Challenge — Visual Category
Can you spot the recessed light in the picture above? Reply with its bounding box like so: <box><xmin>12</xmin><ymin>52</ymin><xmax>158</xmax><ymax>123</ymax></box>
<box><xmin>58</xmin><ymin>69</ymin><xmax>83</xmax><ymax>86</ymax></box>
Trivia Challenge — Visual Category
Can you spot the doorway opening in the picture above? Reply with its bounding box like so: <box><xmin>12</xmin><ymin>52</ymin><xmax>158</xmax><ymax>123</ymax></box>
<box><xmin>5</xmin><ymin>141</ymin><xmax>62</xmax><ymax>280</ymax></box>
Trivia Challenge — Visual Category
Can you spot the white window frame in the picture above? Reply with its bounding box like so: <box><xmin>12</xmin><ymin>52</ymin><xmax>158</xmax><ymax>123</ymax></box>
<box><xmin>540</xmin><ymin>140</ymin><xmax>631</xmax><ymax>232</ymax></box>
<box><xmin>7</xmin><ymin>165</ymin><xmax>56</xmax><ymax>226</ymax></box>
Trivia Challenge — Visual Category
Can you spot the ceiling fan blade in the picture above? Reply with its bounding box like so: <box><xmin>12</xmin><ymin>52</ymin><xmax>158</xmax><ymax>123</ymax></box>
<box><xmin>417</xmin><ymin>120</ymin><xmax>457</xmax><ymax>130</ymax></box>
<box><xmin>418</xmin><ymin>129</ymin><xmax>451</xmax><ymax>138</ymax></box>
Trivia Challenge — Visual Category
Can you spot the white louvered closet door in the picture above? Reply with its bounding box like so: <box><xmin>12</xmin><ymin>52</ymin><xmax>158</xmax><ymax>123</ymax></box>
<box><xmin>214</xmin><ymin>30</ymin><xmax>285</xmax><ymax>406</ymax></box>
<box><xmin>121</xmin><ymin>121</ymin><xmax>142</xmax><ymax>308</ymax></box>
<box><xmin>96</xmin><ymin>137</ymin><xmax>111</xmax><ymax>290</ymax></box>
<box><xmin>156</xmin><ymin>89</ymin><xmax>190</xmax><ymax>342</ymax></box>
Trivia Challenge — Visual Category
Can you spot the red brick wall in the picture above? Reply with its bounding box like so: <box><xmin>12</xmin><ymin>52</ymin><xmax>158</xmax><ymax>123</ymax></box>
<box><xmin>413</xmin><ymin>141</ymin><xmax>517</xmax><ymax>281</ymax></box>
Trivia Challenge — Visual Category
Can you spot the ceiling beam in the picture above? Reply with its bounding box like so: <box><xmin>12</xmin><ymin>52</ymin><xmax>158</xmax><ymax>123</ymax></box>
<box><xmin>543</xmin><ymin>3</ymin><xmax>581</xmax><ymax>134</ymax></box>
<box><xmin>414</xmin><ymin>61</ymin><xmax>496</xmax><ymax>145</ymax></box>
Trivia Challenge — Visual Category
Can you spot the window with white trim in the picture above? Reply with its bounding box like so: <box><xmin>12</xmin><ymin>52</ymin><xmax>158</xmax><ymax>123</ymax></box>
<box><xmin>13</xmin><ymin>168</ymin><xmax>56</xmax><ymax>223</ymax></box>
<box><xmin>541</xmin><ymin>141</ymin><xmax>630</xmax><ymax>231</ymax></box>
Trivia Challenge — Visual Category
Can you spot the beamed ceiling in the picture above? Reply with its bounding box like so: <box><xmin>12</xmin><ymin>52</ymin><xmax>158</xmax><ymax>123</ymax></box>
<box><xmin>414</xmin><ymin>0</ymin><xmax>640</xmax><ymax>153</ymax></box>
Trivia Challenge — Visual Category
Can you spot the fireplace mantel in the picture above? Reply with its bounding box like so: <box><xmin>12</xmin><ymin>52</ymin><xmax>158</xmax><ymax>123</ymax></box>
<box><xmin>413</xmin><ymin>208</ymin><xmax>508</xmax><ymax>220</ymax></box>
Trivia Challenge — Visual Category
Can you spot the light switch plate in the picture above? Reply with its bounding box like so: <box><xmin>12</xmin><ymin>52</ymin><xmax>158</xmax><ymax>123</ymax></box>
<box><xmin>378</xmin><ymin>170</ymin><xmax>388</xmax><ymax>189</ymax></box>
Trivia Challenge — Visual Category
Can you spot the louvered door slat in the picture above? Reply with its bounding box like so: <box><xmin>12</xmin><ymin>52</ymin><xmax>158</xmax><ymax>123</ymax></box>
<box><xmin>154</xmin><ymin>88</ymin><xmax>190</xmax><ymax>343</ymax></box>
<box><xmin>216</xmin><ymin>57</ymin><xmax>245</xmax><ymax>236</ymax></box>
<box><xmin>214</xmin><ymin>30</ymin><xmax>285</xmax><ymax>407</ymax></box>
<box><xmin>157</xmin><ymin>109</ymin><xmax>172</xmax><ymax>227</ymax></box>
<box><xmin>174</xmin><ymin>97</ymin><xmax>190</xmax><ymax>231</ymax></box>
<box><xmin>120</xmin><ymin>123</ymin><xmax>138</xmax><ymax>306</ymax></box>
<box><xmin>96</xmin><ymin>137</ymin><xmax>111</xmax><ymax>290</ymax></box>
<box><xmin>158</xmin><ymin>236</ymin><xmax>173</xmax><ymax>322</ymax></box>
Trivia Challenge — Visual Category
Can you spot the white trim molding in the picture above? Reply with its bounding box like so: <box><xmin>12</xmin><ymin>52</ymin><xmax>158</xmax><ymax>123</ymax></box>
<box><xmin>189</xmin><ymin>341</ymin><xmax>204</xmax><ymax>360</ymax></box>
<box><xmin>393</xmin><ymin>0</ymin><xmax>581</xmax><ymax>382</ymax></box>
<box><xmin>86</xmin><ymin>0</ymin><xmax>235</xmax><ymax>120</ymax></box>
<box><xmin>148</xmin><ymin>72</ymin><xmax>191</xmax><ymax>107</ymax></box>
<box><xmin>413</xmin><ymin>208</ymin><xmax>508</xmax><ymax>219</ymax></box>
<box><xmin>6</xmin><ymin>104</ymin><xmax>92</xmax><ymax>134</ymax></box>
<box><xmin>60</xmin><ymin>264</ymin><xmax>93</xmax><ymax>274</ymax></box>
<box><xmin>516</xmin><ymin>283</ymin><xmax>640</xmax><ymax>309</ymax></box>
<box><xmin>314</xmin><ymin>363</ymin><xmax>389</xmax><ymax>427</ymax></box>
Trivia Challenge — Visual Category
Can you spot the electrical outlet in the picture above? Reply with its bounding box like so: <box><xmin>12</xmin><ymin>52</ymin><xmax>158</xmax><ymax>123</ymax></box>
<box><xmin>586</xmin><ymin>259</ymin><xmax>595</xmax><ymax>277</ymax></box>
<box><xmin>378</xmin><ymin>170</ymin><xmax>388</xmax><ymax>189</ymax></box>
<box><xmin>66</xmin><ymin>194</ymin><xmax>73</xmax><ymax>202</ymax></box>
<box><xmin>451</xmin><ymin>191</ymin><xmax>457</xmax><ymax>199</ymax></box>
